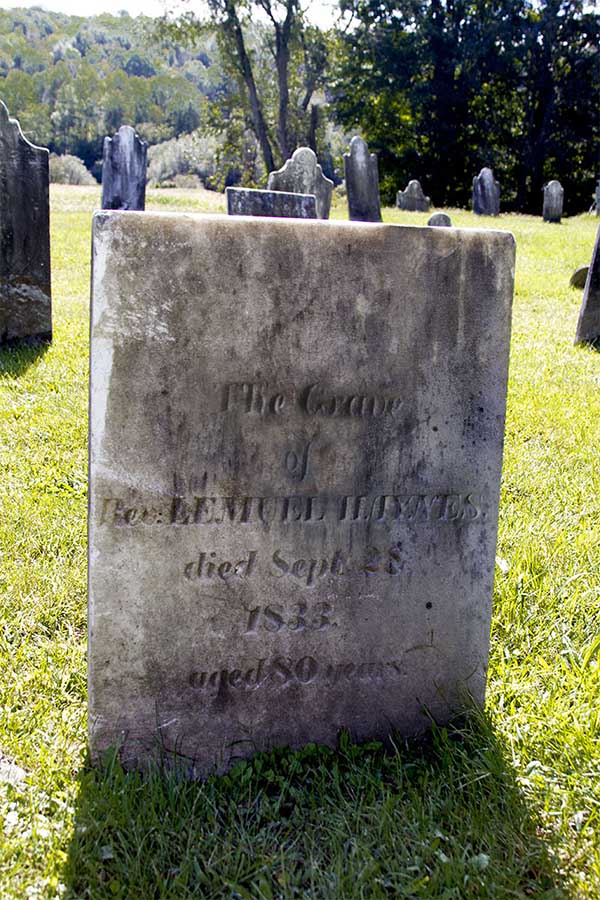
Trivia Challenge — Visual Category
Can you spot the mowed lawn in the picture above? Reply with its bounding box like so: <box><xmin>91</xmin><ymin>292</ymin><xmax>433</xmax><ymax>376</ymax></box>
<box><xmin>0</xmin><ymin>184</ymin><xmax>599</xmax><ymax>898</ymax></box>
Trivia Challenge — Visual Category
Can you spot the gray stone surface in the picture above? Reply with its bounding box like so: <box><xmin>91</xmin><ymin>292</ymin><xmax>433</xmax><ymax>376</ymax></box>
<box><xmin>101</xmin><ymin>125</ymin><xmax>147</xmax><ymax>211</ymax></box>
<box><xmin>428</xmin><ymin>213</ymin><xmax>452</xmax><ymax>227</ymax></box>
<box><xmin>596</xmin><ymin>180</ymin><xmax>600</xmax><ymax>216</ymax></box>
<box><xmin>570</xmin><ymin>265</ymin><xmax>589</xmax><ymax>289</ymax></box>
<box><xmin>227</xmin><ymin>187</ymin><xmax>316</xmax><ymax>219</ymax></box>
<box><xmin>396</xmin><ymin>180</ymin><xmax>431</xmax><ymax>213</ymax></box>
<box><xmin>268</xmin><ymin>148</ymin><xmax>333</xmax><ymax>219</ymax></box>
<box><xmin>0</xmin><ymin>101</ymin><xmax>51</xmax><ymax>345</ymax></box>
<box><xmin>343</xmin><ymin>136</ymin><xmax>382</xmax><ymax>222</ymax></box>
<box><xmin>472</xmin><ymin>167</ymin><xmax>500</xmax><ymax>216</ymax></box>
<box><xmin>89</xmin><ymin>212</ymin><xmax>515</xmax><ymax>775</ymax></box>
<box><xmin>575</xmin><ymin>225</ymin><xmax>600</xmax><ymax>344</ymax></box>
<box><xmin>543</xmin><ymin>180</ymin><xmax>564</xmax><ymax>223</ymax></box>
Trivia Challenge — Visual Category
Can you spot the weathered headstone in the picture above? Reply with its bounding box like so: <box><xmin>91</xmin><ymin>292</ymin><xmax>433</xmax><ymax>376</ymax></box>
<box><xmin>343</xmin><ymin>136</ymin><xmax>382</xmax><ymax>222</ymax></box>
<box><xmin>268</xmin><ymin>148</ymin><xmax>333</xmax><ymax>219</ymax></box>
<box><xmin>227</xmin><ymin>187</ymin><xmax>316</xmax><ymax>219</ymax></box>
<box><xmin>89</xmin><ymin>212</ymin><xmax>515</xmax><ymax>775</ymax></box>
<box><xmin>101</xmin><ymin>125</ymin><xmax>147</xmax><ymax>211</ymax></box>
<box><xmin>596</xmin><ymin>180</ymin><xmax>600</xmax><ymax>216</ymax></box>
<box><xmin>472</xmin><ymin>167</ymin><xmax>500</xmax><ymax>216</ymax></box>
<box><xmin>428</xmin><ymin>213</ymin><xmax>452</xmax><ymax>227</ymax></box>
<box><xmin>396</xmin><ymin>180</ymin><xmax>431</xmax><ymax>213</ymax></box>
<box><xmin>574</xmin><ymin>225</ymin><xmax>600</xmax><ymax>344</ymax></box>
<box><xmin>0</xmin><ymin>101</ymin><xmax>51</xmax><ymax>345</ymax></box>
<box><xmin>543</xmin><ymin>180</ymin><xmax>564</xmax><ymax>223</ymax></box>
<box><xmin>570</xmin><ymin>266</ymin><xmax>589</xmax><ymax>289</ymax></box>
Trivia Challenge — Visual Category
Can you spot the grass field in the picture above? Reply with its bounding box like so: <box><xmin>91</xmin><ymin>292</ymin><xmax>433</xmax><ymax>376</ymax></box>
<box><xmin>0</xmin><ymin>184</ymin><xmax>599</xmax><ymax>898</ymax></box>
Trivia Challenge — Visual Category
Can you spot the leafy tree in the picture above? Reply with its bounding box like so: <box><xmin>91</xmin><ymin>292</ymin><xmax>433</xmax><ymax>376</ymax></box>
<box><xmin>158</xmin><ymin>0</ymin><xmax>331</xmax><ymax>174</ymax></box>
<box><xmin>331</xmin><ymin>0</ymin><xmax>599</xmax><ymax>211</ymax></box>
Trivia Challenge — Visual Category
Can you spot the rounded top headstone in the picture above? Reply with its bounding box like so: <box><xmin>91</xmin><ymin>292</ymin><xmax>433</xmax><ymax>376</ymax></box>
<box><xmin>428</xmin><ymin>213</ymin><xmax>452</xmax><ymax>227</ymax></box>
<box><xmin>570</xmin><ymin>265</ymin><xmax>589</xmax><ymax>289</ymax></box>
<box><xmin>349</xmin><ymin>135</ymin><xmax>370</xmax><ymax>159</ymax></box>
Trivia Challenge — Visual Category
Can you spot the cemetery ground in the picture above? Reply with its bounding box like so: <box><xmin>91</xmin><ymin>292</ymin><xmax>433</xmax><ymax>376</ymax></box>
<box><xmin>0</xmin><ymin>186</ymin><xmax>599</xmax><ymax>899</ymax></box>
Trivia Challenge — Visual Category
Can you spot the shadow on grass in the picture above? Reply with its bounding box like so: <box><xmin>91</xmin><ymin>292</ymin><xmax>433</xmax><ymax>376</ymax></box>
<box><xmin>62</xmin><ymin>711</ymin><xmax>568</xmax><ymax>899</ymax></box>
<box><xmin>0</xmin><ymin>336</ymin><xmax>50</xmax><ymax>377</ymax></box>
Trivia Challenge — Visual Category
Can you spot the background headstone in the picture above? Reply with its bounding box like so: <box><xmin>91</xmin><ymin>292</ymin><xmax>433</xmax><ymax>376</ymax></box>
<box><xmin>0</xmin><ymin>101</ymin><xmax>51</xmax><ymax>345</ymax></box>
<box><xmin>101</xmin><ymin>125</ymin><xmax>147</xmax><ymax>211</ymax></box>
<box><xmin>268</xmin><ymin>147</ymin><xmax>333</xmax><ymax>219</ymax></box>
<box><xmin>596</xmin><ymin>180</ymin><xmax>600</xmax><ymax>216</ymax></box>
<box><xmin>428</xmin><ymin>213</ymin><xmax>452</xmax><ymax>227</ymax></box>
<box><xmin>570</xmin><ymin>266</ymin><xmax>589</xmax><ymax>289</ymax></box>
<box><xmin>543</xmin><ymin>180</ymin><xmax>564</xmax><ymax>223</ymax></box>
<box><xmin>227</xmin><ymin>187</ymin><xmax>316</xmax><ymax>219</ymax></box>
<box><xmin>89</xmin><ymin>212</ymin><xmax>515</xmax><ymax>775</ymax></box>
<box><xmin>343</xmin><ymin>136</ymin><xmax>382</xmax><ymax>222</ymax></box>
<box><xmin>396</xmin><ymin>180</ymin><xmax>431</xmax><ymax>212</ymax></box>
<box><xmin>472</xmin><ymin>167</ymin><xmax>500</xmax><ymax>216</ymax></box>
<box><xmin>574</xmin><ymin>225</ymin><xmax>600</xmax><ymax>344</ymax></box>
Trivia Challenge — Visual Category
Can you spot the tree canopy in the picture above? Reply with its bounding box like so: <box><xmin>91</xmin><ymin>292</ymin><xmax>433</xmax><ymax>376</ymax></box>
<box><xmin>0</xmin><ymin>2</ymin><xmax>597</xmax><ymax>210</ymax></box>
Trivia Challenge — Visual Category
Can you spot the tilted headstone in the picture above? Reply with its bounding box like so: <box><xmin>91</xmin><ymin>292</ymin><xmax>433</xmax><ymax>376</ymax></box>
<box><xmin>428</xmin><ymin>213</ymin><xmax>452</xmax><ymax>227</ymax></box>
<box><xmin>574</xmin><ymin>225</ymin><xmax>600</xmax><ymax>344</ymax></box>
<box><xmin>570</xmin><ymin>266</ymin><xmax>589</xmax><ymax>289</ymax></box>
<box><xmin>543</xmin><ymin>180</ymin><xmax>564</xmax><ymax>223</ymax></box>
<box><xmin>227</xmin><ymin>187</ymin><xmax>316</xmax><ymax>219</ymax></box>
<box><xmin>101</xmin><ymin>125</ymin><xmax>147</xmax><ymax>211</ymax></box>
<box><xmin>0</xmin><ymin>101</ymin><xmax>51</xmax><ymax>345</ymax></box>
<box><xmin>472</xmin><ymin>167</ymin><xmax>500</xmax><ymax>216</ymax></box>
<box><xmin>343</xmin><ymin>136</ymin><xmax>382</xmax><ymax>222</ymax></box>
<box><xmin>396</xmin><ymin>180</ymin><xmax>431</xmax><ymax>213</ymax></box>
<box><xmin>268</xmin><ymin>148</ymin><xmax>333</xmax><ymax>219</ymax></box>
<box><xmin>89</xmin><ymin>212</ymin><xmax>515</xmax><ymax>775</ymax></box>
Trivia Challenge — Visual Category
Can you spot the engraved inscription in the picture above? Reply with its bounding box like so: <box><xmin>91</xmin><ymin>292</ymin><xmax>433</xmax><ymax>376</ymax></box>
<box><xmin>100</xmin><ymin>492</ymin><xmax>481</xmax><ymax>527</ymax></box>
<box><xmin>188</xmin><ymin>655</ymin><xmax>422</xmax><ymax>695</ymax></box>
<box><xmin>243</xmin><ymin>602</ymin><xmax>337</xmax><ymax>634</ymax></box>
<box><xmin>284</xmin><ymin>436</ymin><xmax>315</xmax><ymax>481</ymax></box>
<box><xmin>222</xmin><ymin>382</ymin><xmax>403</xmax><ymax>418</ymax></box>
<box><xmin>182</xmin><ymin>545</ymin><xmax>403</xmax><ymax>585</ymax></box>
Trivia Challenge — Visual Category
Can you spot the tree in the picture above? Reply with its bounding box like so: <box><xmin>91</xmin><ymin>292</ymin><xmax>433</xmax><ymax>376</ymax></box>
<box><xmin>330</xmin><ymin>0</ymin><xmax>599</xmax><ymax>211</ymax></box>
<box><xmin>158</xmin><ymin>0</ymin><xmax>330</xmax><ymax>174</ymax></box>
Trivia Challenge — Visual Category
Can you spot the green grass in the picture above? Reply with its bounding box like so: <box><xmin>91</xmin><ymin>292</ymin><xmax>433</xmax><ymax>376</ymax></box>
<box><xmin>1</xmin><ymin>185</ymin><xmax>599</xmax><ymax>898</ymax></box>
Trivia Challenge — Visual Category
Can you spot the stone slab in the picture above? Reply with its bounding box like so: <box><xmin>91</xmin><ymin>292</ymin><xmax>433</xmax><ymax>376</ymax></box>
<box><xmin>267</xmin><ymin>148</ymin><xmax>333</xmax><ymax>219</ymax></box>
<box><xmin>472</xmin><ymin>167</ymin><xmax>500</xmax><ymax>216</ymax></box>
<box><xmin>543</xmin><ymin>180</ymin><xmax>563</xmax><ymax>223</ymax></box>
<box><xmin>575</xmin><ymin>225</ymin><xmax>600</xmax><ymax>344</ymax></box>
<box><xmin>227</xmin><ymin>187</ymin><xmax>316</xmax><ymax>219</ymax></box>
<box><xmin>89</xmin><ymin>212</ymin><xmax>515</xmax><ymax>775</ymax></box>
<box><xmin>102</xmin><ymin>125</ymin><xmax>147</xmax><ymax>211</ymax></box>
<box><xmin>343</xmin><ymin>137</ymin><xmax>382</xmax><ymax>222</ymax></box>
<box><xmin>570</xmin><ymin>265</ymin><xmax>589</xmax><ymax>289</ymax></box>
<box><xmin>0</xmin><ymin>101</ymin><xmax>51</xmax><ymax>345</ymax></box>
<box><xmin>428</xmin><ymin>213</ymin><xmax>452</xmax><ymax>227</ymax></box>
<box><xmin>397</xmin><ymin>180</ymin><xmax>431</xmax><ymax>213</ymax></box>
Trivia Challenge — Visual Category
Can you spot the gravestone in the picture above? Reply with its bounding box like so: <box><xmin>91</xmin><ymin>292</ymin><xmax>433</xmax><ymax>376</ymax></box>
<box><xmin>343</xmin><ymin>136</ymin><xmax>382</xmax><ymax>222</ymax></box>
<box><xmin>428</xmin><ymin>213</ymin><xmax>452</xmax><ymax>227</ymax></box>
<box><xmin>268</xmin><ymin>148</ymin><xmax>333</xmax><ymax>219</ymax></box>
<box><xmin>574</xmin><ymin>225</ymin><xmax>600</xmax><ymax>344</ymax></box>
<box><xmin>472</xmin><ymin>168</ymin><xmax>500</xmax><ymax>216</ymax></box>
<box><xmin>543</xmin><ymin>180</ymin><xmax>564</xmax><ymax>223</ymax></box>
<box><xmin>596</xmin><ymin>180</ymin><xmax>600</xmax><ymax>216</ymax></box>
<box><xmin>89</xmin><ymin>212</ymin><xmax>515</xmax><ymax>775</ymax></box>
<box><xmin>227</xmin><ymin>187</ymin><xmax>316</xmax><ymax>219</ymax></box>
<box><xmin>0</xmin><ymin>101</ymin><xmax>51</xmax><ymax>345</ymax></box>
<box><xmin>101</xmin><ymin>125</ymin><xmax>147</xmax><ymax>211</ymax></box>
<box><xmin>396</xmin><ymin>180</ymin><xmax>431</xmax><ymax>212</ymax></box>
<box><xmin>570</xmin><ymin>266</ymin><xmax>589</xmax><ymax>289</ymax></box>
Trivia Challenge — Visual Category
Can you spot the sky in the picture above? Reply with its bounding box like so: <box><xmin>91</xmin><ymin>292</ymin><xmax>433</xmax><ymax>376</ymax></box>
<box><xmin>0</xmin><ymin>0</ymin><xmax>339</xmax><ymax>26</ymax></box>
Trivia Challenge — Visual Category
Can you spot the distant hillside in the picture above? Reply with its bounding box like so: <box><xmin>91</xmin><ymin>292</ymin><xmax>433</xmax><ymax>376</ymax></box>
<box><xmin>0</xmin><ymin>7</ymin><xmax>229</xmax><ymax>173</ymax></box>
